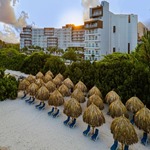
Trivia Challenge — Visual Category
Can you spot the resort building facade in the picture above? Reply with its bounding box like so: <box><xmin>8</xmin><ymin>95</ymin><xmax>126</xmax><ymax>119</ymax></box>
<box><xmin>20</xmin><ymin>1</ymin><xmax>138</xmax><ymax>61</ymax></box>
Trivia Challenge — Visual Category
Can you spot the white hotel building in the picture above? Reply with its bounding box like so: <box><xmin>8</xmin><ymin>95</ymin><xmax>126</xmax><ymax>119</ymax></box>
<box><xmin>20</xmin><ymin>1</ymin><xmax>138</xmax><ymax>61</ymax></box>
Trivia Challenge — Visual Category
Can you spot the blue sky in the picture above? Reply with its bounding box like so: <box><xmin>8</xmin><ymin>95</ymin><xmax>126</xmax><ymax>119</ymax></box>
<box><xmin>16</xmin><ymin>0</ymin><xmax>150</xmax><ymax>28</ymax></box>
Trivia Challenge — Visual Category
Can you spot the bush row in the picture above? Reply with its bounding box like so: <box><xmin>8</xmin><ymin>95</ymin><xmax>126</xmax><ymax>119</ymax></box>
<box><xmin>0</xmin><ymin>48</ymin><xmax>149</xmax><ymax>108</ymax></box>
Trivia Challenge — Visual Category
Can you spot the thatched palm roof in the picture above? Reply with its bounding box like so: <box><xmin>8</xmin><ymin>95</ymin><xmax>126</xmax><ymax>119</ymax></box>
<box><xmin>125</xmin><ymin>96</ymin><xmax>144</xmax><ymax>113</ymax></box>
<box><xmin>45</xmin><ymin>70</ymin><xmax>54</xmax><ymax>78</ymax></box>
<box><xmin>45</xmin><ymin>81</ymin><xmax>56</xmax><ymax>93</ymax></box>
<box><xmin>111</xmin><ymin>116</ymin><xmax>138</xmax><ymax>146</ymax></box>
<box><xmin>63</xmin><ymin>98</ymin><xmax>82</xmax><ymax>118</ymax></box>
<box><xmin>71</xmin><ymin>88</ymin><xmax>85</xmax><ymax>103</ymax></box>
<box><xmin>63</xmin><ymin>78</ymin><xmax>74</xmax><ymax>89</ymax></box>
<box><xmin>36</xmin><ymin>85</ymin><xmax>49</xmax><ymax>101</ymax></box>
<box><xmin>53</xmin><ymin>77</ymin><xmax>62</xmax><ymax>87</ymax></box>
<box><xmin>36</xmin><ymin>71</ymin><xmax>44</xmax><ymax>79</ymax></box>
<box><xmin>134</xmin><ymin>107</ymin><xmax>150</xmax><ymax>133</ymax></box>
<box><xmin>88</xmin><ymin>86</ymin><xmax>102</xmax><ymax>98</ymax></box>
<box><xmin>48</xmin><ymin>90</ymin><xmax>64</xmax><ymax>106</ymax></box>
<box><xmin>26</xmin><ymin>75</ymin><xmax>35</xmax><ymax>83</ymax></box>
<box><xmin>105</xmin><ymin>90</ymin><xmax>120</xmax><ymax>105</ymax></box>
<box><xmin>74</xmin><ymin>81</ymin><xmax>87</xmax><ymax>92</ymax></box>
<box><xmin>109</xmin><ymin>100</ymin><xmax>129</xmax><ymax>118</ymax></box>
<box><xmin>27</xmin><ymin>83</ymin><xmax>39</xmax><ymax>96</ymax></box>
<box><xmin>58</xmin><ymin>84</ymin><xmax>70</xmax><ymax>97</ymax></box>
<box><xmin>55</xmin><ymin>73</ymin><xmax>64</xmax><ymax>81</ymax></box>
<box><xmin>87</xmin><ymin>94</ymin><xmax>104</xmax><ymax>110</ymax></box>
<box><xmin>83</xmin><ymin>104</ymin><xmax>105</xmax><ymax>127</ymax></box>
<box><xmin>18</xmin><ymin>79</ymin><xmax>30</xmax><ymax>91</ymax></box>
<box><xmin>43</xmin><ymin>74</ymin><xmax>52</xmax><ymax>83</ymax></box>
<box><xmin>35</xmin><ymin>78</ymin><xmax>44</xmax><ymax>87</ymax></box>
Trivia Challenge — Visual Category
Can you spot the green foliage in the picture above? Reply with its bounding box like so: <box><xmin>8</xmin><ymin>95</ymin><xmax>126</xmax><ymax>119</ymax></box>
<box><xmin>43</xmin><ymin>56</ymin><xmax>66</xmax><ymax>76</ymax></box>
<box><xmin>0</xmin><ymin>69</ymin><xmax>18</xmax><ymax>101</ymax></box>
<box><xmin>135</xmin><ymin>31</ymin><xmax>150</xmax><ymax>66</ymax></box>
<box><xmin>62</xmin><ymin>49</ymin><xmax>77</xmax><ymax>61</ymax></box>
<box><xmin>20</xmin><ymin>52</ymin><xmax>49</xmax><ymax>75</ymax></box>
<box><xmin>64</xmin><ymin>60</ymin><xmax>98</xmax><ymax>89</ymax></box>
<box><xmin>0</xmin><ymin>48</ymin><xmax>26</xmax><ymax>70</ymax></box>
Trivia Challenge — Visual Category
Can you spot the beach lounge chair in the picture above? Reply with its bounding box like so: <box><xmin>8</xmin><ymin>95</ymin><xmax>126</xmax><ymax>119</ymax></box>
<box><xmin>53</xmin><ymin>109</ymin><xmax>60</xmax><ymax>118</ymax></box>
<box><xmin>124</xmin><ymin>145</ymin><xmax>129</xmax><ymax>150</ymax></box>
<box><xmin>63</xmin><ymin>116</ymin><xmax>70</xmax><ymax>125</ymax></box>
<box><xmin>91</xmin><ymin>129</ymin><xmax>99</xmax><ymax>141</ymax></box>
<box><xmin>141</xmin><ymin>132</ymin><xmax>148</xmax><ymax>145</ymax></box>
<box><xmin>48</xmin><ymin>107</ymin><xmax>54</xmax><ymax>116</ymax></box>
<box><xmin>110</xmin><ymin>140</ymin><xmax>118</xmax><ymax>150</ymax></box>
<box><xmin>21</xmin><ymin>92</ymin><xmax>27</xmax><ymax>99</ymax></box>
<box><xmin>130</xmin><ymin>115</ymin><xmax>134</xmax><ymax>124</ymax></box>
<box><xmin>69</xmin><ymin>118</ymin><xmax>76</xmax><ymax>128</ymax></box>
<box><xmin>35</xmin><ymin>102</ymin><xmax>42</xmax><ymax>108</ymax></box>
<box><xmin>83</xmin><ymin>125</ymin><xmax>91</xmax><ymax>136</ymax></box>
<box><xmin>25</xmin><ymin>97</ymin><xmax>31</xmax><ymax>102</ymax></box>
<box><xmin>28</xmin><ymin>97</ymin><xmax>35</xmax><ymax>104</ymax></box>
<box><xmin>38</xmin><ymin>103</ymin><xmax>45</xmax><ymax>110</ymax></box>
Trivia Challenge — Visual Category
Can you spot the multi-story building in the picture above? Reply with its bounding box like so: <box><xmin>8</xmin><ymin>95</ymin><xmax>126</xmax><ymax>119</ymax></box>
<box><xmin>137</xmin><ymin>22</ymin><xmax>149</xmax><ymax>42</ymax></box>
<box><xmin>20</xmin><ymin>1</ymin><xmax>138</xmax><ymax>61</ymax></box>
<box><xmin>84</xmin><ymin>1</ymin><xmax>137</xmax><ymax>60</ymax></box>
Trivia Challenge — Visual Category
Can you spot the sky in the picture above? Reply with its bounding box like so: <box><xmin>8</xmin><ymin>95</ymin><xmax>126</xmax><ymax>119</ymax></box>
<box><xmin>0</xmin><ymin>0</ymin><xmax>150</xmax><ymax>43</ymax></box>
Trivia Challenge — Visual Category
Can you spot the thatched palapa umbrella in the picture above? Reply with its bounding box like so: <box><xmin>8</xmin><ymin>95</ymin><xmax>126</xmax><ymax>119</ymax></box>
<box><xmin>83</xmin><ymin>103</ymin><xmax>105</xmax><ymax>134</ymax></box>
<box><xmin>63</xmin><ymin>78</ymin><xmax>74</xmax><ymax>89</ymax></box>
<box><xmin>71</xmin><ymin>88</ymin><xmax>85</xmax><ymax>103</ymax></box>
<box><xmin>27</xmin><ymin>83</ymin><xmax>39</xmax><ymax>96</ymax></box>
<box><xmin>36</xmin><ymin>85</ymin><xmax>49</xmax><ymax>101</ymax></box>
<box><xmin>43</xmin><ymin>74</ymin><xmax>52</xmax><ymax>83</ymax></box>
<box><xmin>74</xmin><ymin>81</ymin><xmax>87</xmax><ymax>92</ymax></box>
<box><xmin>18</xmin><ymin>79</ymin><xmax>30</xmax><ymax>91</ymax></box>
<box><xmin>26</xmin><ymin>75</ymin><xmax>35</xmax><ymax>83</ymax></box>
<box><xmin>63</xmin><ymin>98</ymin><xmax>82</xmax><ymax>119</ymax></box>
<box><xmin>35</xmin><ymin>78</ymin><xmax>44</xmax><ymax>87</ymax></box>
<box><xmin>88</xmin><ymin>86</ymin><xmax>102</xmax><ymax>98</ymax></box>
<box><xmin>111</xmin><ymin>116</ymin><xmax>138</xmax><ymax>150</ymax></box>
<box><xmin>134</xmin><ymin>107</ymin><xmax>150</xmax><ymax>133</ymax></box>
<box><xmin>105</xmin><ymin>90</ymin><xmax>120</xmax><ymax>105</ymax></box>
<box><xmin>87</xmin><ymin>94</ymin><xmax>104</xmax><ymax>110</ymax></box>
<box><xmin>55</xmin><ymin>73</ymin><xmax>64</xmax><ymax>81</ymax></box>
<box><xmin>45</xmin><ymin>70</ymin><xmax>54</xmax><ymax>78</ymax></box>
<box><xmin>36</xmin><ymin>71</ymin><xmax>44</xmax><ymax>79</ymax></box>
<box><xmin>58</xmin><ymin>84</ymin><xmax>70</xmax><ymax>97</ymax></box>
<box><xmin>109</xmin><ymin>100</ymin><xmax>129</xmax><ymax>118</ymax></box>
<box><xmin>45</xmin><ymin>81</ymin><xmax>56</xmax><ymax>93</ymax></box>
<box><xmin>53</xmin><ymin>77</ymin><xmax>62</xmax><ymax>88</ymax></box>
<box><xmin>125</xmin><ymin>96</ymin><xmax>144</xmax><ymax>113</ymax></box>
<box><xmin>48</xmin><ymin>90</ymin><xmax>64</xmax><ymax>107</ymax></box>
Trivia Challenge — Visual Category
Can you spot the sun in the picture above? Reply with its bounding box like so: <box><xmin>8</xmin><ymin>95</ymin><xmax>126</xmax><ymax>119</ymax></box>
<box><xmin>59</xmin><ymin>10</ymin><xmax>84</xmax><ymax>26</ymax></box>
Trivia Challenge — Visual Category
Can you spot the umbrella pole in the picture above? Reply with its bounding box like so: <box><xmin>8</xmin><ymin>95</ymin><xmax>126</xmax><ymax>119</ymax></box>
<box><xmin>121</xmin><ymin>143</ymin><xmax>124</xmax><ymax>150</ymax></box>
<box><xmin>92</xmin><ymin>126</ymin><xmax>95</xmax><ymax>135</ymax></box>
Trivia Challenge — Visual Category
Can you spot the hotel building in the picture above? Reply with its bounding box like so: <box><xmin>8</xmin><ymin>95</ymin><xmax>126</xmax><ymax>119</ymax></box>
<box><xmin>20</xmin><ymin>1</ymin><xmax>138</xmax><ymax>61</ymax></box>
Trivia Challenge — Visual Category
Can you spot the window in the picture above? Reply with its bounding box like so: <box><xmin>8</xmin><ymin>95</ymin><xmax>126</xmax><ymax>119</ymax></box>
<box><xmin>128</xmin><ymin>43</ymin><xmax>130</xmax><ymax>54</ymax></box>
<box><xmin>113</xmin><ymin>26</ymin><xmax>116</xmax><ymax>33</ymax></box>
<box><xmin>113</xmin><ymin>47</ymin><xmax>116</xmax><ymax>52</ymax></box>
<box><xmin>128</xmin><ymin>15</ymin><xmax>130</xmax><ymax>23</ymax></box>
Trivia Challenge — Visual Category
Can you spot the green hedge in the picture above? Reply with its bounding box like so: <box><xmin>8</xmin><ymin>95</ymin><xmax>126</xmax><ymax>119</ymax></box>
<box><xmin>0</xmin><ymin>68</ymin><xmax>18</xmax><ymax>101</ymax></box>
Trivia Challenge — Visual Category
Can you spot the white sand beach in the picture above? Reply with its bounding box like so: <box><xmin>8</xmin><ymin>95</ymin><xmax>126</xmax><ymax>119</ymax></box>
<box><xmin>0</xmin><ymin>70</ymin><xmax>149</xmax><ymax>150</ymax></box>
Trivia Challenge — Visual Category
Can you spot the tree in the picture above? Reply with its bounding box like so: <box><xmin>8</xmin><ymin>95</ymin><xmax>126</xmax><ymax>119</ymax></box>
<box><xmin>135</xmin><ymin>31</ymin><xmax>150</xmax><ymax>66</ymax></box>
<box><xmin>43</xmin><ymin>56</ymin><xmax>66</xmax><ymax>76</ymax></box>
<box><xmin>62</xmin><ymin>49</ymin><xmax>78</xmax><ymax>62</ymax></box>
<box><xmin>20</xmin><ymin>52</ymin><xmax>49</xmax><ymax>75</ymax></box>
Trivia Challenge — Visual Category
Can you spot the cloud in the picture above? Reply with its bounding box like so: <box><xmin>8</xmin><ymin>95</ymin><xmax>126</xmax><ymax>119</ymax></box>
<box><xmin>81</xmin><ymin>0</ymin><xmax>100</xmax><ymax>20</ymax></box>
<box><xmin>0</xmin><ymin>24</ymin><xmax>19</xmax><ymax>43</ymax></box>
